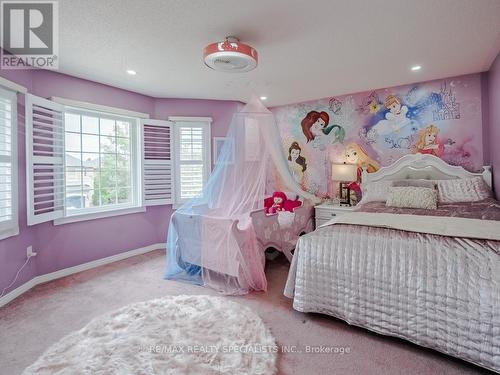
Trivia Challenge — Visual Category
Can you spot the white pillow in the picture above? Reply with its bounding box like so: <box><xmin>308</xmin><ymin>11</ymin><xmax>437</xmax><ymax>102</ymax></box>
<box><xmin>386</xmin><ymin>187</ymin><xmax>438</xmax><ymax>210</ymax></box>
<box><xmin>436</xmin><ymin>177</ymin><xmax>492</xmax><ymax>203</ymax></box>
<box><xmin>359</xmin><ymin>180</ymin><xmax>393</xmax><ymax>204</ymax></box>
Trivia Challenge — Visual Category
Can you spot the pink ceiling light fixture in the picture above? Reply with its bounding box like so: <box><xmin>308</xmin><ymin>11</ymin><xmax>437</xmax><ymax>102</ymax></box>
<box><xmin>203</xmin><ymin>36</ymin><xmax>258</xmax><ymax>73</ymax></box>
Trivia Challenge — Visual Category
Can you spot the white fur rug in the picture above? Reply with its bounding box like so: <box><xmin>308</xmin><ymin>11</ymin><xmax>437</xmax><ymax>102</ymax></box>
<box><xmin>23</xmin><ymin>295</ymin><xmax>277</xmax><ymax>375</ymax></box>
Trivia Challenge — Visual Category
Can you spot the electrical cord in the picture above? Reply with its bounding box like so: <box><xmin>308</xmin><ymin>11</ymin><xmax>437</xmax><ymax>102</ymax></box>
<box><xmin>0</xmin><ymin>256</ymin><xmax>32</xmax><ymax>299</ymax></box>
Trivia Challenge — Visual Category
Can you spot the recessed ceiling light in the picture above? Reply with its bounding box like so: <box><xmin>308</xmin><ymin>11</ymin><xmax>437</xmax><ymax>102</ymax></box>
<box><xmin>411</xmin><ymin>65</ymin><xmax>422</xmax><ymax>71</ymax></box>
<box><xmin>260</xmin><ymin>96</ymin><xmax>267</xmax><ymax>100</ymax></box>
<box><xmin>126</xmin><ymin>69</ymin><xmax>137</xmax><ymax>75</ymax></box>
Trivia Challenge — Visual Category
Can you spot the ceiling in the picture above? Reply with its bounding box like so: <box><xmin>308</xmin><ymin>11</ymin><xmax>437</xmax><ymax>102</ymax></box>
<box><xmin>57</xmin><ymin>0</ymin><xmax>500</xmax><ymax>106</ymax></box>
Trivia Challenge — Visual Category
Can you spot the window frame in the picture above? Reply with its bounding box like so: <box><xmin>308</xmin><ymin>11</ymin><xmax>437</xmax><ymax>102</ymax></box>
<box><xmin>0</xmin><ymin>86</ymin><xmax>18</xmax><ymax>240</ymax></box>
<box><xmin>53</xmin><ymin>107</ymin><xmax>143</xmax><ymax>225</ymax></box>
<box><xmin>170</xmin><ymin>116</ymin><xmax>211</xmax><ymax>208</ymax></box>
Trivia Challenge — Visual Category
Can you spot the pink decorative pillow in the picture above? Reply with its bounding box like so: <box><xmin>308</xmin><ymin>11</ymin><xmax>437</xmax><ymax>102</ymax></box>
<box><xmin>436</xmin><ymin>177</ymin><xmax>492</xmax><ymax>203</ymax></box>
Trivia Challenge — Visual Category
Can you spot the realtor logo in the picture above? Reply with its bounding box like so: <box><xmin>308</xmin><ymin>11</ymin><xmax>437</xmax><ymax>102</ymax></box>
<box><xmin>1</xmin><ymin>1</ymin><xmax>59</xmax><ymax>69</ymax></box>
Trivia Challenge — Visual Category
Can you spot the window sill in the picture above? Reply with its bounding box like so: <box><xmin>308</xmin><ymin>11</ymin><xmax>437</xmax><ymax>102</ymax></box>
<box><xmin>53</xmin><ymin>206</ymin><xmax>146</xmax><ymax>226</ymax></box>
<box><xmin>0</xmin><ymin>226</ymin><xmax>19</xmax><ymax>241</ymax></box>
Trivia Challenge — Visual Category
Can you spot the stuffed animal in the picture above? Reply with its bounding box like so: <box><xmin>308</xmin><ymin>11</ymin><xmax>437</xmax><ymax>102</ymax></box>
<box><xmin>264</xmin><ymin>191</ymin><xmax>287</xmax><ymax>214</ymax></box>
<box><xmin>266</xmin><ymin>192</ymin><xmax>287</xmax><ymax>214</ymax></box>
<box><xmin>264</xmin><ymin>192</ymin><xmax>303</xmax><ymax>214</ymax></box>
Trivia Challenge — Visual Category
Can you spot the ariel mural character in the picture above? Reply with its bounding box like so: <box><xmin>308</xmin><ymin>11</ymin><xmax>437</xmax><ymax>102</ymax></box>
<box><xmin>413</xmin><ymin>124</ymin><xmax>444</xmax><ymax>157</ymax></box>
<box><xmin>300</xmin><ymin>111</ymin><xmax>345</xmax><ymax>149</ymax></box>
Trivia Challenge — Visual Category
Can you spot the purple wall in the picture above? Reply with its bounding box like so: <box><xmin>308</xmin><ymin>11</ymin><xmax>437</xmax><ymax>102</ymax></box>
<box><xmin>0</xmin><ymin>69</ymin><xmax>240</xmax><ymax>295</ymax></box>
<box><xmin>488</xmin><ymin>52</ymin><xmax>500</xmax><ymax>198</ymax></box>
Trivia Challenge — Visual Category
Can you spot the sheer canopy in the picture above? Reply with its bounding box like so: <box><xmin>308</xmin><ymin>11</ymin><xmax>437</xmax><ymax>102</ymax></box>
<box><xmin>165</xmin><ymin>97</ymin><xmax>317</xmax><ymax>294</ymax></box>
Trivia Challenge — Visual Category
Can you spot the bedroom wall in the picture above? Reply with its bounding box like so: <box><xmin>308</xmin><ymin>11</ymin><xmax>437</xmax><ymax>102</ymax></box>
<box><xmin>271</xmin><ymin>74</ymin><xmax>485</xmax><ymax>199</ymax></box>
<box><xmin>0</xmin><ymin>69</ymin><xmax>240</xmax><ymax>295</ymax></box>
<box><xmin>488</xmin><ymin>52</ymin><xmax>500</xmax><ymax>199</ymax></box>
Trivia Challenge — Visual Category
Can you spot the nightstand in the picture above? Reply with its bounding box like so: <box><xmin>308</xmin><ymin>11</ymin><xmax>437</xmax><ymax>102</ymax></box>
<box><xmin>315</xmin><ymin>204</ymin><xmax>355</xmax><ymax>228</ymax></box>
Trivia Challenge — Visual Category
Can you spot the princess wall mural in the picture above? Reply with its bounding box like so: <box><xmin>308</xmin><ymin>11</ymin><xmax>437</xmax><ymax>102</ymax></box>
<box><xmin>287</xmin><ymin>141</ymin><xmax>307</xmax><ymax>185</ymax></box>
<box><xmin>272</xmin><ymin>74</ymin><xmax>484</xmax><ymax>199</ymax></box>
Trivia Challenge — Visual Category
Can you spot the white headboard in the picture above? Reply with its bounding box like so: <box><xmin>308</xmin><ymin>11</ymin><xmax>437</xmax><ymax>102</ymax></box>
<box><xmin>362</xmin><ymin>154</ymin><xmax>492</xmax><ymax>188</ymax></box>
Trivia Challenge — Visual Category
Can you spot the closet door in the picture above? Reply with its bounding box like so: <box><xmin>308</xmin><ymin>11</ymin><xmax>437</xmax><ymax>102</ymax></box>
<box><xmin>141</xmin><ymin>119</ymin><xmax>173</xmax><ymax>206</ymax></box>
<box><xmin>26</xmin><ymin>94</ymin><xmax>65</xmax><ymax>225</ymax></box>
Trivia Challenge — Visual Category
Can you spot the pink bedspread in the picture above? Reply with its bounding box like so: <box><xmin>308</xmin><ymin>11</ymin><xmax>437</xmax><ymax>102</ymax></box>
<box><xmin>356</xmin><ymin>198</ymin><xmax>500</xmax><ymax>221</ymax></box>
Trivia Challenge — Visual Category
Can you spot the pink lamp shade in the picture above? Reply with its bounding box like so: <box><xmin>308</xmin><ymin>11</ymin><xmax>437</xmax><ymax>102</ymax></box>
<box><xmin>331</xmin><ymin>163</ymin><xmax>358</xmax><ymax>182</ymax></box>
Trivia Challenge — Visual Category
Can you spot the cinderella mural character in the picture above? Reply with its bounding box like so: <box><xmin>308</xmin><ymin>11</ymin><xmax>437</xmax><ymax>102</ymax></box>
<box><xmin>373</xmin><ymin>95</ymin><xmax>411</xmax><ymax>136</ymax></box>
<box><xmin>373</xmin><ymin>95</ymin><xmax>411</xmax><ymax>135</ymax></box>
<box><xmin>367</xmin><ymin>94</ymin><xmax>421</xmax><ymax>158</ymax></box>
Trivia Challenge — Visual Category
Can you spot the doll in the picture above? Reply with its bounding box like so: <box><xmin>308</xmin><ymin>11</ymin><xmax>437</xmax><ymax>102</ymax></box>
<box><xmin>266</xmin><ymin>192</ymin><xmax>287</xmax><ymax>214</ymax></box>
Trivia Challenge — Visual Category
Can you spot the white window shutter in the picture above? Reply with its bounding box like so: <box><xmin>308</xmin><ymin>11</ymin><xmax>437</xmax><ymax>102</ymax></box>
<box><xmin>141</xmin><ymin>119</ymin><xmax>173</xmax><ymax>206</ymax></box>
<box><xmin>0</xmin><ymin>86</ymin><xmax>18</xmax><ymax>239</ymax></box>
<box><xmin>26</xmin><ymin>94</ymin><xmax>65</xmax><ymax>225</ymax></box>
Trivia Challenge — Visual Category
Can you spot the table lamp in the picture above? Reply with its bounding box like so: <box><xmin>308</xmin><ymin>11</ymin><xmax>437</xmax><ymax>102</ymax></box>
<box><xmin>331</xmin><ymin>163</ymin><xmax>358</xmax><ymax>206</ymax></box>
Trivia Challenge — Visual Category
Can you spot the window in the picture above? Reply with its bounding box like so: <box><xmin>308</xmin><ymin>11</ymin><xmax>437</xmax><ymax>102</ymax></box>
<box><xmin>63</xmin><ymin>109</ymin><xmax>140</xmax><ymax>216</ymax></box>
<box><xmin>26</xmin><ymin>94</ymin><xmax>143</xmax><ymax>225</ymax></box>
<box><xmin>26</xmin><ymin>95</ymin><xmax>211</xmax><ymax>224</ymax></box>
<box><xmin>0</xmin><ymin>86</ymin><xmax>18</xmax><ymax>239</ymax></box>
<box><xmin>170</xmin><ymin>117</ymin><xmax>211</xmax><ymax>206</ymax></box>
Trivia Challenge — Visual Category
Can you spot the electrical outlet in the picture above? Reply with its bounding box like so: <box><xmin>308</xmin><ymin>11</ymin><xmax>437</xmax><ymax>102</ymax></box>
<box><xmin>27</xmin><ymin>246</ymin><xmax>37</xmax><ymax>258</ymax></box>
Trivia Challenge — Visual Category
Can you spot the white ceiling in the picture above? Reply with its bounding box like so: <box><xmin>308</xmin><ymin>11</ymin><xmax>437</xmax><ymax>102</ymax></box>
<box><xmin>58</xmin><ymin>0</ymin><xmax>500</xmax><ymax>106</ymax></box>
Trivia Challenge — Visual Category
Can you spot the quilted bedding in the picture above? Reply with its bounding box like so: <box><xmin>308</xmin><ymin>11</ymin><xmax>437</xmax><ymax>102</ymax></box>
<box><xmin>284</xmin><ymin>202</ymin><xmax>500</xmax><ymax>372</ymax></box>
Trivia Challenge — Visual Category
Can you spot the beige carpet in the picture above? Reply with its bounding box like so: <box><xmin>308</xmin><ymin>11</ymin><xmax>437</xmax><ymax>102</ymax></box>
<box><xmin>0</xmin><ymin>250</ymin><xmax>493</xmax><ymax>375</ymax></box>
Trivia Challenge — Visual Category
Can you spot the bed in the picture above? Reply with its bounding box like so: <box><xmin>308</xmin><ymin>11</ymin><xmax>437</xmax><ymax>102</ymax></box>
<box><xmin>284</xmin><ymin>154</ymin><xmax>500</xmax><ymax>372</ymax></box>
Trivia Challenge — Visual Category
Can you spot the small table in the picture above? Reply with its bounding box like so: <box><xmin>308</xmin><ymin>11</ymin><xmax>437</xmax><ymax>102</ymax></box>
<box><xmin>314</xmin><ymin>204</ymin><xmax>355</xmax><ymax>228</ymax></box>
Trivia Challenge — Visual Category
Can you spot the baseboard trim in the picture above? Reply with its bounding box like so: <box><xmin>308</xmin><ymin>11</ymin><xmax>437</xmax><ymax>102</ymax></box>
<box><xmin>0</xmin><ymin>243</ymin><xmax>165</xmax><ymax>308</ymax></box>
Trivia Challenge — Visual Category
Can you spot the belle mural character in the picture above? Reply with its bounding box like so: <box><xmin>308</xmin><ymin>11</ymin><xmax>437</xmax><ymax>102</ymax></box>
<box><xmin>301</xmin><ymin>110</ymin><xmax>345</xmax><ymax>149</ymax></box>
<box><xmin>287</xmin><ymin>141</ymin><xmax>307</xmax><ymax>185</ymax></box>
<box><xmin>413</xmin><ymin>124</ymin><xmax>444</xmax><ymax>157</ymax></box>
